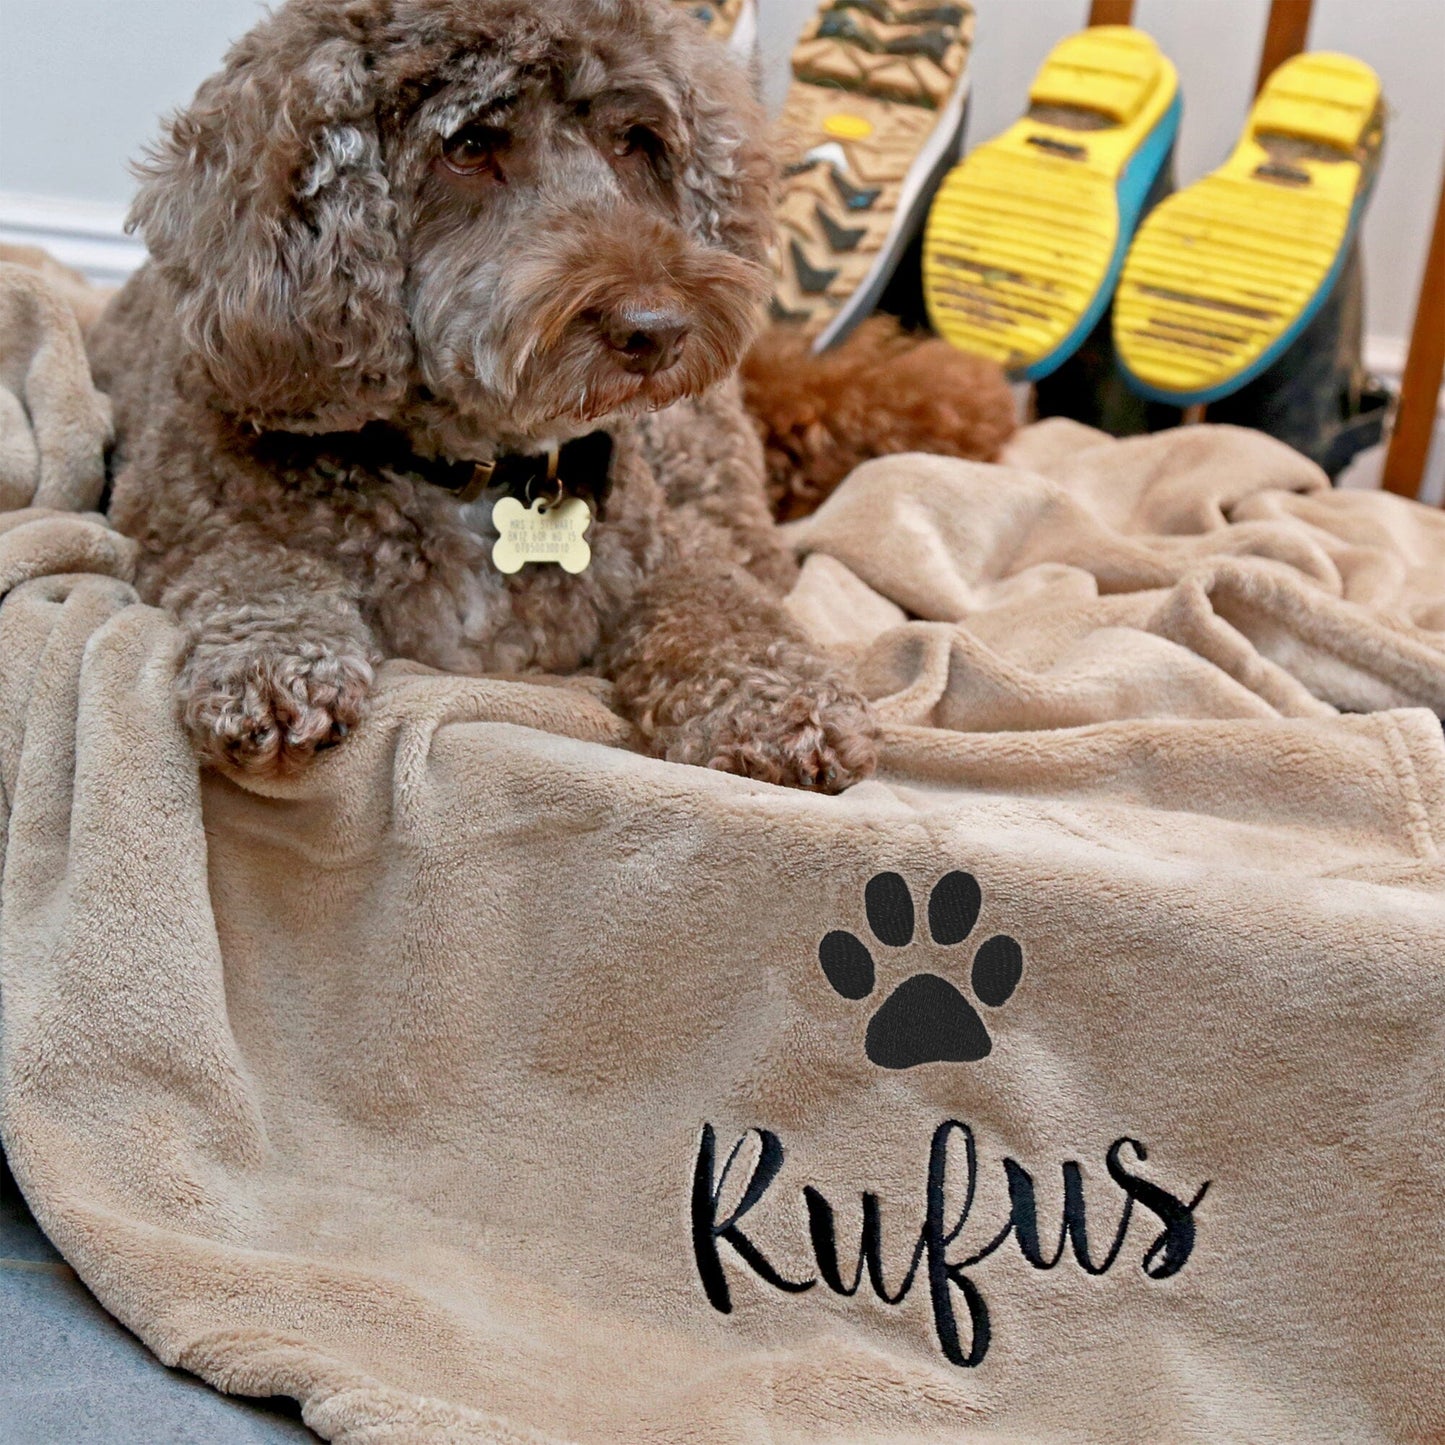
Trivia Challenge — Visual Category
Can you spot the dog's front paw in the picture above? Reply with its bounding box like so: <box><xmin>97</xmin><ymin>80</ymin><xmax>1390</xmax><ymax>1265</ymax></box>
<box><xmin>666</xmin><ymin>671</ymin><xmax>877</xmax><ymax>793</ymax></box>
<box><xmin>180</xmin><ymin>638</ymin><xmax>374</xmax><ymax>776</ymax></box>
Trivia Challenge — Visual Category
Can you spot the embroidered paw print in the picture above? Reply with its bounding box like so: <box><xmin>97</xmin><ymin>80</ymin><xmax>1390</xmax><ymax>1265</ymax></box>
<box><xmin>818</xmin><ymin>871</ymin><xmax>1023</xmax><ymax>1069</ymax></box>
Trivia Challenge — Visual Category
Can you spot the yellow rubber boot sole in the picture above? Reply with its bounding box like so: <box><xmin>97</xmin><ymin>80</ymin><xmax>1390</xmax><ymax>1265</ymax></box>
<box><xmin>922</xmin><ymin>26</ymin><xmax>1180</xmax><ymax>379</ymax></box>
<box><xmin>1114</xmin><ymin>51</ymin><xmax>1384</xmax><ymax>405</ymax></box>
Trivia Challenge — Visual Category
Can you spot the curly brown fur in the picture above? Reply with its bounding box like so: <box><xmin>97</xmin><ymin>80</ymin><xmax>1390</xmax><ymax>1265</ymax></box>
<box><xmin>741</xmin><ymin>313</ymin><xmax>1018</xmax><ymax>522</ymax></box>
<box><xmin>88</xmin><ymin>0</ymin><xmax>875</xmax><ymax>790</ymax></box>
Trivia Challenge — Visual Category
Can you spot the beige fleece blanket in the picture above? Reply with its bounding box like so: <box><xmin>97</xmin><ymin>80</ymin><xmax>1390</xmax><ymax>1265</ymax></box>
<box><xmin>2</xmin><ymin>279</ymin><xmax>1444</xmax><ymax>1442</ymax></box>
<box><xmin>0</xmin><ymin>256</ymin><xmax>111</xmax><ymax>513</ymax></box>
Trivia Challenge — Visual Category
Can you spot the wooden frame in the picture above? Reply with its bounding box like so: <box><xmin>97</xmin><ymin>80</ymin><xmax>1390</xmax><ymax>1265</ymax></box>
<box><xmin>1257</xmin><ymin>0</ymin><xmax>1314</xmax><ymax>93</ymax></box>
<box><xmin>1087</xmin><ymin>0</ymin><xmax>1134</xmax><ymax>25</ymax></box>
<box><xmin>1383</xmin><ymin>165</ymin><xmax>1445</xmax><ymax>498</ymax></box>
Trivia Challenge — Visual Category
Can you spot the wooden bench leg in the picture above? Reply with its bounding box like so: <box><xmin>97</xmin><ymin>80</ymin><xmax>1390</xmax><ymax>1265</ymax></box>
<box><xmin>1088</xmin><ymin>1</ymin><xmax>1135</xmax><ymax>25</ymax></box>
<box><xmin>1383</xmin><ymin>164</ymin><xmax>1445</xmax><ymax>500</ymax></box>
<box><xmin>1257</xmin><ymin>0</ymin><xmax>1314</xmax><ymax>92</ymax></box>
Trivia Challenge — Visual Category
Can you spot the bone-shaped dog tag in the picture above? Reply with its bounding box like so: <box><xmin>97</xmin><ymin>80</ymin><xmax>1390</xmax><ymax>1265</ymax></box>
<box><xmin>491</xmin><ymin>495</ymin><xmax>592</xmax><ymax>574</ymax></box>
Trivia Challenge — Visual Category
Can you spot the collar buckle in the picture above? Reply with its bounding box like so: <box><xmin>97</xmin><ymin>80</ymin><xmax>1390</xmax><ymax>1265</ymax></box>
<box><xmin>456</xmin><ymin>458</ymin><xmax>496</xmax><ymax>506</ymax></box>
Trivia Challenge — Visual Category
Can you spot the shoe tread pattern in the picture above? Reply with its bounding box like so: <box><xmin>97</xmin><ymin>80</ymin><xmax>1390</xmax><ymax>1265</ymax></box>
<box><xmin>774</xmin><ymin>0</ymin><xmax>975</xmax><ymax>335</ymax></box>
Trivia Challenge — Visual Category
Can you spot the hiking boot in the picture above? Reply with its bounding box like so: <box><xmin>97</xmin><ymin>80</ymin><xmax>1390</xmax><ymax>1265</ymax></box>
<box><xmin>674</xmin><ymin>0</ymin><xmax>757</xmax><ymax>55</ymax></box>
<box><xmin>772</xmin><ymin>0</ymin><xmax>977</xmax><ymax>350</ymax></box>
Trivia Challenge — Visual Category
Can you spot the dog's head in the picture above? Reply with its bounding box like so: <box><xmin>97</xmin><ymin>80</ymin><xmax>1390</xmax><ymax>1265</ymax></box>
<box><xmin>131</xmin><ymin>0</ymin><xmax>774</xmax><ymax>443</ymax></box>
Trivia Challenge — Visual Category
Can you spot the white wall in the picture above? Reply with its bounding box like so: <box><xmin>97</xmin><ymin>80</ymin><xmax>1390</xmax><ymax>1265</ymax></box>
<box><xmin>0</xmin><ymin>0</ymin><xmax>269</xmax><ymax>206</ymax></box>
<box><xmin>1</xmin><ymin>0</ymin><xmax>1441</xmax><ymax>353</ymax></box>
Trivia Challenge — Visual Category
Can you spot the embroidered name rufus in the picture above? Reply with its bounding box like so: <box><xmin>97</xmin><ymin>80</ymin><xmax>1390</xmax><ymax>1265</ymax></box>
<box><xmin>691</xmin><ymin>1120</ymin><xmax>1210</xmax><ymax>1368</ymax></box>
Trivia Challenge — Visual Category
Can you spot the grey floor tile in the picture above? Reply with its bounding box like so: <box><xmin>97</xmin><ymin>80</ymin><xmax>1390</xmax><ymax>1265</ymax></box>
<box><xmin>2</xmin><ymin>1159</ymin><xmax>317</xmax><ymax>1443</ymax></box>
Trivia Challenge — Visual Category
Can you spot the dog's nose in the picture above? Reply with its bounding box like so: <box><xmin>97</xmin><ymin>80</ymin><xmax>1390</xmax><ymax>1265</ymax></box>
<box><xmin>599</xmin><ymin>305</ymin><xmax>689</xmax><ymax>376</ymax></box>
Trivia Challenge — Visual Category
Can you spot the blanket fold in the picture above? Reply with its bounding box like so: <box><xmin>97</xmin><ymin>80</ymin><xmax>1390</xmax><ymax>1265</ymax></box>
<box><xmin>0</xmin><ymin>260</ymin><xmax>112</xmax><ymax>514</ymax></box>
<box><xmin>2</xmin><ymin>326</ymin><xmax>1444</xmax><ymax>1440</ymax></box>
<box><xmin>786</xmin><ymin>422</ymin><xmax>1445</xmax><ymax>734</ymax></box>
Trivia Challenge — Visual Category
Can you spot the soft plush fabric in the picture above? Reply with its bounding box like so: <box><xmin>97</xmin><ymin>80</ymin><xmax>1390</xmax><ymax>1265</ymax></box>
<box><xmin>1</xmin><ymin>286</ymin><xmax>1443</xmax><ymax>1439</ymax></box>
<box><xmin>0</xmin><ymin>256</ymin><xmax>112</xmax><ymax>513</ymax></box>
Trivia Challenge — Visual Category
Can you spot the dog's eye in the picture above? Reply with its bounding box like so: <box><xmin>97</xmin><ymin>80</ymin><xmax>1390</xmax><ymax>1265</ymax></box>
<box><xmin>442</xmin><ymin>123</ymin><xmax>507</xmax><ymax>177</ymax></box>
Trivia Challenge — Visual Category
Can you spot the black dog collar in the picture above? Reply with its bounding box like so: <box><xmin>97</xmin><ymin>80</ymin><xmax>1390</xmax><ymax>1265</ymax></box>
<box><xmin>430</xmin><ymin>429</ymin><xmax>616</xmax><ymax>509</ymax></box>
<box><xmin>255</xmin><ymin>423</ymin><xmax>615</xmax><ymax>514</ymax></box>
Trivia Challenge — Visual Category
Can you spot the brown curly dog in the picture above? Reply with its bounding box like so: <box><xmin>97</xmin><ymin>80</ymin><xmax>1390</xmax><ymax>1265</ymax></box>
<box><xmin>743</xmin><ymin>315</ymin><xmax>1017</xmax><ymax>522</ymax></box>
<box><xmin>88</xmin><ymin>0</ymin><xmax>891</xmax><ymax>791</ymax></box>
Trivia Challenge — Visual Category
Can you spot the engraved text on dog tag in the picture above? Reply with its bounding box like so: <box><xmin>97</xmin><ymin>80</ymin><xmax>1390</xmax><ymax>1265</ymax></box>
<box><xmin>491</xmin><ymin>495</ymin><xmax>592</xmax><ymax>574</ymax></box>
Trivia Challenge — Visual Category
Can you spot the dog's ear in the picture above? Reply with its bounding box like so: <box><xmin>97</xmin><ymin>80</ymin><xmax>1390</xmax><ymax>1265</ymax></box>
<box><xmin>674</xmin><ymin>42</ymin><xmax>776</xmax><ymax>269</ymax></box>
<box><xmin>130</xmin><ymin>11</ymin><xmax>410</xmax><ymax>431</ymax></box>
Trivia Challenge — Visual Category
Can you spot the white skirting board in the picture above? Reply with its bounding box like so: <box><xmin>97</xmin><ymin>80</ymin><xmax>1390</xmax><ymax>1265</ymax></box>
<box><xmin>0</xmin><ymin>192</ymin><xmax>146</xmax><ymax>287</ymax></box>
